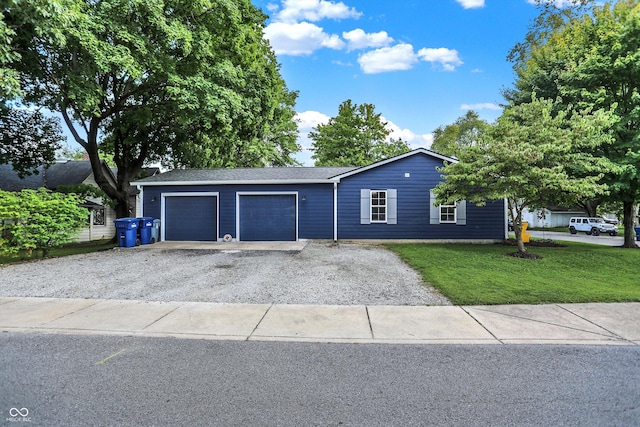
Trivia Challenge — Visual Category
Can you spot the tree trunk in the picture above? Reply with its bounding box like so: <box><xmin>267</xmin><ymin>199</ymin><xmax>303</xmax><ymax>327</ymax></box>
<box><xmin>508</xmin><ymin>199</ymin><xmax>528</xmax><ymax>254</ymax></box>
<box><xmin>622</xmin><ymin>201</ymin><xmax>638</xmax><ymax>248</ymax></box>
<box><xmin>115</xmin><ymin>193</ymin><xmax>133</xmax><ymax>218</ymax></box>
<box><xmin>582</xmin><ymin>200</ymin><xmax>599</xmax><ymax>217</ymax></box>
<box><xmin>513</xmin><ymin>223</ymin><xmax>527</xmax><ymax>253</ymax></box>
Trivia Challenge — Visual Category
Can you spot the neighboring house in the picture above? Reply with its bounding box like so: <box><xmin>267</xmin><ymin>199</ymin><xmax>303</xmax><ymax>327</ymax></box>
<box><xmin>133</xmin><ymin>149</ymin><xmax>506</xmax><ymax>242</ymax></box>
<box><xmin>0</xmin><ymin>160</ymin><xmax>118</xmax><ymax>242</ymax></box>
<box><xmin>521</xmin><ymin>205</ymin><xmax>586</xmax><ymax>228</ymax></box>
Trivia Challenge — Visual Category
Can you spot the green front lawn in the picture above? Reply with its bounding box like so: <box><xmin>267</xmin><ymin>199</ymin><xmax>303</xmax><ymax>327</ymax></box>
<box><xmin>0</xmin><ymin>239</ymin><xmax>117</xmax><ymax>265</ymax></box>
<box><xmin>386</xmin><ymin>242</ymin><xmax>640</xmax><ymax>305</ymax></box>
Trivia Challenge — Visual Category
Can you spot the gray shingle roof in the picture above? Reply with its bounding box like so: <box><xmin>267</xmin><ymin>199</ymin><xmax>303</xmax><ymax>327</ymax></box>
<box><xmin>0</xmin><ymin>164</ymin><xmax>46</xmax><ymax>191</ymax></box>
<box><xmin>44</xmin><ymin>161</ymin><xmax>95</xmax><ymax>189</ymax></box>
<box><xmin>134</xmin><ymin>166</ymin><xmax>357</xmax><ymax>184</ymax></box>
<box><xmin>0</xmin><ymin>160</ymin><xmax>101</xmax><ymax>191</ymax></box>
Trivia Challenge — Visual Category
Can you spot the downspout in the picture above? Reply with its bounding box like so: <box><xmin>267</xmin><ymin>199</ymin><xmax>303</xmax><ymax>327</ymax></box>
<box><xmin>137</xmin><ymin>185</ymin><xmax>143</xmax><ymax>217</ymax></box>
<box><xmin>504</xmin><ymin>197</ymin><xmax>509</xmax><ymax>239</ymax></box>
<box><xmin>333</xmin><ymin>182</ymin><xmax>338</xmax><ymax>242</ymax></box>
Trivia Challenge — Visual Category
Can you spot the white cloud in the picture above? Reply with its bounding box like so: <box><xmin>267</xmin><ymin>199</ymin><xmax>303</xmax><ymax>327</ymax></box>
<box><xmin>264</xmin><ymin>22</ymin><xmax>345</xmax><ymax>55</ymax></box>
<box><xmin>460</xmin><ymin>103</ymin><xmax>502</xmax><ymax>111</ymax></box>
<box><xmin>295</xmin><ymin>110</ymin><xmax>330</xmax><ymax>150</ymax></box>
<box><xmin>296</xmin><ymin>110</ymin><xmax>331</xmax><ymax>130</ymax></box>
<box><xmin>265</xmin><ymin>3</ymin><xmax>280</xmax><ymax>13</ymax></box>
<box><xmin>357</xmin><ymin>44</ymin><xmax>464</xmax><ymax>74</ymax></box>
<box><xmin>417</xmin><ymin>47</ymin><xmax>463</xmax><ymax>71</ymax></box>
<box><xmin>456</xmin><ymin>0</ymin><xmax>485</xmax><ymax>9</ymax></box>
<box><xmin>272</xmin><ymin>0</ymin><xmax>362</xmax><ymax>23</ymax></box>
<box><xmin>342</xmin><ymin>29</ymin><xmax>393</xmax><ymax>51</ymax></box>
<box><xmin>294</xmin><ymin>110</ymin><xmax>332</xmax><ymax>165</ymax></box>
<box><xmin>332</xmin><ymin>59</ymin><xmax>353</xmax><ymax>67</ymax></box>
<box><xmin>263</xmin><ymin>0</ymin><xmax>363</xmax><ymax>56</ymax></box>
<box><xmin>358</xmin><ymin>43</ymin><xmax>418</xmax><ymax>74</ymax></box>
<box><xmin>384</xmin><ymin>117</ymin><xmax>434</xmax><ymax>149</ymax></box>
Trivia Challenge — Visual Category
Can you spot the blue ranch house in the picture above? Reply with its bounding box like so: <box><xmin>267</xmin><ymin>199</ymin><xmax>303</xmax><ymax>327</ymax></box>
<box><xmin>133</xmin><ymin>149</ymin><xmax>507</xmax><ymax>242</ymax></box>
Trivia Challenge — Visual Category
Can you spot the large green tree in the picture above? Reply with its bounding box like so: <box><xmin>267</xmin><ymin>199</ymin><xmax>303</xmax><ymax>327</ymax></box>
<box><xmin>505</xmin><ymin>0</ymin><xmax>640</xmax><ymax>247</ymax></box>
<box><xmin>0</xmin><ymin>107</ymin><xmax>64</xmax><ymax>176</ymax></box>
<box><xmin>310</xmin><ymin>99</ymin><xmax>410</xmax><ymax>167</ymax></box>
<box><xmin>433</xmin><ymin>97</ymin><xmax>616</xmax><ymax>256</ymax></box>
<box><xmin>1</xmin><ymin>1</ymin><xmax>66</xmax><ymax>174</ymax></box>
<box><xmin>431</xmin><ymin>110</ymin><xmax>489</xmax><ymax>158</ymax></box>
<box><xmin>3</xmin><ymin>0</ymin><xmax>299</xmax><ymax>217</ymax></box>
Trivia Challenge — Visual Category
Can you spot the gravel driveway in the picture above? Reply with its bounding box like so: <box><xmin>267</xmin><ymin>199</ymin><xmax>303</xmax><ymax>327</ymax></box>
<box><xmin>0</xmin><ymin>242</ymin><xmax>450</xmax><ymax>306</ymax></box>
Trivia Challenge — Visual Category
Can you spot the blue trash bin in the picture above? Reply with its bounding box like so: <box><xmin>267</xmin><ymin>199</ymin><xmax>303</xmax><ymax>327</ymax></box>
<box><xmin>634</xmin><ymin>226</ymin><xmax>640</xmax><ymax>242</ymax></box>
<box><xmin>137</xmin><ymin>217</ymin><xmax>154</xmax><ymax>245</ymax></box>
<box><xmin>114</xmin><ymin>218</ymin><xmax>139</xmax><ymax>248</ymax></box>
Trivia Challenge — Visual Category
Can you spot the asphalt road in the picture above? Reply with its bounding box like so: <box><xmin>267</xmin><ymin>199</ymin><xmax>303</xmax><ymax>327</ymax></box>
<box><xmin>2</xmin><ymin>334</ymin><xmax>639</xmax><ymax>426</ymax></box>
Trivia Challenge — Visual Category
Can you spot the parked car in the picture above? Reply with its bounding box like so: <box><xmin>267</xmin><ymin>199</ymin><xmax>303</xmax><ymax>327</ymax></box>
<box><xmin>599</xmin><ymin>215</ymin><xmax>619</xmax><ymax>225</ymax></box>
<box><xmin>568</xmin><ymin>217</ymin><xmax>618</xmax><ymax>236</ymax></box>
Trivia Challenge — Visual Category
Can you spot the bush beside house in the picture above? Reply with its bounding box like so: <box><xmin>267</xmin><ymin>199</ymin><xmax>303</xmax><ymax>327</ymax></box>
<box><xmin>0</xmin><ymin>188</ymin><xmax>88</xmax><ymax>257</ymax></box>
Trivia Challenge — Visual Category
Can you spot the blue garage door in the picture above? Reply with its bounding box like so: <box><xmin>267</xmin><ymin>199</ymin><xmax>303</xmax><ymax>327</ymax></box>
<box><xmin>239</xmin><ymin>194</ymin><xmax>296</xmax><ymax>241</ymax></box>
<box><xmin>165</xmin><ymin>196</ymin><xmax>217</xmax><ymax>241</ymax></box>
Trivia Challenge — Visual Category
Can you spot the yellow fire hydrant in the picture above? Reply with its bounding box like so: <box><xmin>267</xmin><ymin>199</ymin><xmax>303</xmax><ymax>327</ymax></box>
<box><xmin>521</xmin><ymin>221</ymin><xmax>531</xmax><ymax>243</ymax></box>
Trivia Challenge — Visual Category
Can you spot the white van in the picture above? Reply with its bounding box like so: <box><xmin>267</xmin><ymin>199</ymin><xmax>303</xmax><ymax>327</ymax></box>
<box><xmin>568</xmin><ymin>217</ymin><xmax>618</xmax><ymax>236</ymax></box>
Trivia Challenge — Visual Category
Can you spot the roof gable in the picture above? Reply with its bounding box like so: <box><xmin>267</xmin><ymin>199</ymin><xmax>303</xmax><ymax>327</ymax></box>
<box><xmin>132</xmin><ymin>149</ymin><xmax>457</xmax><ymax>186</ymax></box>
<box><xmin>330</xmin><ymin>148</ymin><xmax>457</xmax><ymax>180</ymax></box>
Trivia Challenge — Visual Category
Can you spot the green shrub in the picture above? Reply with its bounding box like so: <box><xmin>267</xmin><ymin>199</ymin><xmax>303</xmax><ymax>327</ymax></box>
<box><xmin>0</xmin><ymin>188</ymin><xmax>87</xmax><ymax>257</ymax></box>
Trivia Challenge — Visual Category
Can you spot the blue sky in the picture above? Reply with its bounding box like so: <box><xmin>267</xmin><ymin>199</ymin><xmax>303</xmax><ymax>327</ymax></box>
<box><xmin>251</xmin><ymin>0</ymin><xmax>570</xmax><ymax>165</ymax></box>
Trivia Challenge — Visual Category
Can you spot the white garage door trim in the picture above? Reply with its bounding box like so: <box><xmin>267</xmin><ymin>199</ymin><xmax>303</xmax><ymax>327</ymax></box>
<box><xmin>161</xmin><ymin>192</ymin><xmax>219</xmax><ymax>241</ymax></box>
<box><xmin>236</xmin><ymin>191</ymin><xmax>298</xmax><ymax>242</ymax></box>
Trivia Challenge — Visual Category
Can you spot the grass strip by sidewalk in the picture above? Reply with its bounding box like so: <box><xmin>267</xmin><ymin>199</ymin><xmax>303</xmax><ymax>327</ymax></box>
<box><xmin>386</xmin><ymin>241</ymin><xmax>640</xmax><ymax>305</ymax></box>
<box><xmin>0</xmin><ymin>239</ymin><xmax>117</xmax><ymax>265</ymax></box>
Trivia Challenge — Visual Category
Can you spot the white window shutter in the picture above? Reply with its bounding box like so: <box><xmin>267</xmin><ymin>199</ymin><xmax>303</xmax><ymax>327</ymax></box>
<box><xmin>387</xmin><ymin>189</ymin><xmax>397</xmax><ymax>224</ymax></box>
<box><xmin>360</xmin><ymin>189</ymin><xmax>370</xmax><ymax>224</ymax></box>
<box><xmin>429</xmin><ymin>190</ymin><xmax>439</xmax><ymax>224</ymax></box>
<box><xmin>456</xmin><ymin>200</ymin><xmax>467</xmax><ymax>225</ymax></box>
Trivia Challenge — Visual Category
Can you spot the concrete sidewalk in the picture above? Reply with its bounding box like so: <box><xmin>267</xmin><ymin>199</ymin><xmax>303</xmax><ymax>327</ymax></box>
<box><xmin>1</xmin><ymin>297</ymin><xmax>638</xmax><ymax>345</ymax></box>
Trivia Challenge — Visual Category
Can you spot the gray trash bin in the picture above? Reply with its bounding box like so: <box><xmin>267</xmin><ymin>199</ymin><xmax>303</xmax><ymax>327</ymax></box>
<box><xmin>151</xmin><ymin>219</ymin><xmax>161</xmax><ymax>243</ymax></box>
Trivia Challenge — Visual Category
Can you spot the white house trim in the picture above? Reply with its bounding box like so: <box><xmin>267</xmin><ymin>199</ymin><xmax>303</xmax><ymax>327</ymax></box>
<box><xmin>132</xmin><ymin>179</ymin><xmax>338</xmax><ymax>187</ymax></box>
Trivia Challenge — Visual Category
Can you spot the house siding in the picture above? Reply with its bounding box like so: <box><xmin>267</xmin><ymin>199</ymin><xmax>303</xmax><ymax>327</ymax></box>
<box><xmin>75</xmin><ymin>173</ymin><xmax>117</xmax><ymax>242</ymax></box>
<box><xmin>337</xmin><ymin>152</ymin><xmax>505</xmax><ymax>239</ymax></box>
<box><xmin>76</xmin><ymin>206</ymin><xmax>117</xmax><ymax>242</ymax></box>
<box><xmin>142</xmin><ymin>183</ymin><xmax>335</xmax><ymax>240</ymax></box>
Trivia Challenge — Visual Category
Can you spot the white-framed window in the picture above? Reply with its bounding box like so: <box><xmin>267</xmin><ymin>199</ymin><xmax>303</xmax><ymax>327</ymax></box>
<box><xmin>429</xmin><ymin>190</ymin><xmax>466</xmax><ymax>226</ymax></box>
<box><xmin>93</xmin><ymin>208</ymin><xmax>105</xmax><ymax>226</ymax></box>
<box><xmin>370</xmin><ymin>190</ymin><xmax>387</xmax><ymax>223</ymax></box>
<box><xmin>439</xmin><ymin>204</ymin><xmax>456</xmax><ymax>223</ymax></box>
<box><xmin>360</xmin><ymin>189</ymin><xmax>397</xmax><ymax>225</ymax></box>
